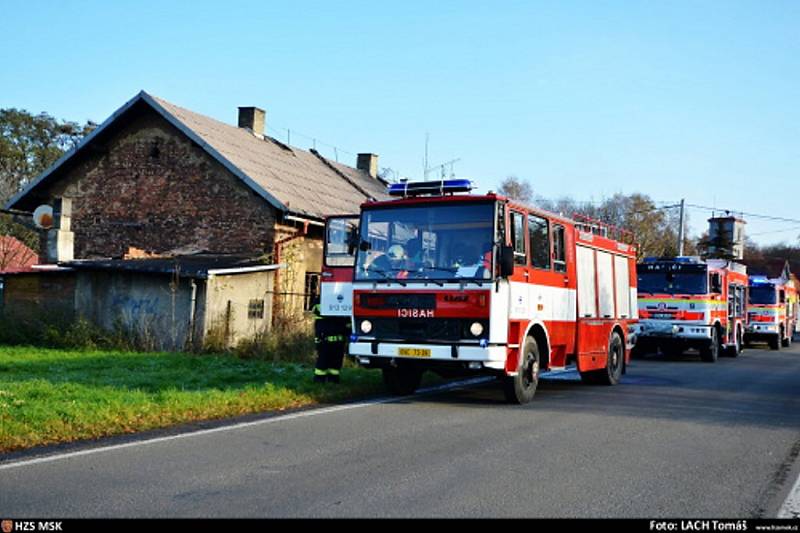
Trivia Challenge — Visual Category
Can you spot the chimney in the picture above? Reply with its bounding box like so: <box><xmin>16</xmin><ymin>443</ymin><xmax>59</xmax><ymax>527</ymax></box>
<box><xmin>357</xmin><ymin>153</ymin><xmax>379</xmax><ymax>178</ymax></box>
<box><xmin>238</xmin><ymin>106</ymin><xmax>266</xmax><ymax>137</ymax></box>
<box><xmin>45</xmin><ymin>197</ymin><xmax>74</xmax><ymax>264</ymax></box>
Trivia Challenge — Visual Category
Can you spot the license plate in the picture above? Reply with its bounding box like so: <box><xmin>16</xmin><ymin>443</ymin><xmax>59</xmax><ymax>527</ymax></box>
<box><xmin>398</xmin><ymin>348</ymin><xmax>432</xmax><ymax>358</ymax></box>
<box><xmin>647</xmin><ymin>323</ymin><xmax>674</xmax><ymax>333</ymax></box>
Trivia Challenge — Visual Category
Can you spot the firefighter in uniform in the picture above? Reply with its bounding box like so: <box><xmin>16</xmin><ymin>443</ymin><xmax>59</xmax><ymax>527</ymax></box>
<box><xmin>312</xmin><ymin>301</ymin><xmax>348</xmax><ymax>383</ymax></box>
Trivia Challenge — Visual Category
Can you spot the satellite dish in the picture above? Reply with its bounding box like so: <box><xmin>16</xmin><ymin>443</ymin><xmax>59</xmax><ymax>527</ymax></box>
<box><xmin>33</xmin><ymin>205</ymin><xmax>54</xmax><ymax>229</ymax></box>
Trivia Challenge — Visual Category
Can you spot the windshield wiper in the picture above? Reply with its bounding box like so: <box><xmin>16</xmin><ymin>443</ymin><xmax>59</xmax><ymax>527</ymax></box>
<box><xmin>420</xmin><ymin>266</ymin><xmax>488</xmax><ymax>287</ymax></box>
<box><xmin>367</xmin><ymin>268</ymin><xmax>406</xmax><ymax>287</ymax></box>
<box><xmin>420</xmin><ymin>266</ymin><xmax>457</xmax><ymax>274</ymax></box>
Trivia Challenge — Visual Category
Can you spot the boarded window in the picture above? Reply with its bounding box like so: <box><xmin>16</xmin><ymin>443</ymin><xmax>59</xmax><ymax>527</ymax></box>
<box><xmin>304</xmin><ymin>272</ymin><xmax>321</xmax><ymax>311</ymax></box>
<box><xmin>248</xmin><ymin>299</ymin><xmax>265</xmax><ymax>320</ymax></box>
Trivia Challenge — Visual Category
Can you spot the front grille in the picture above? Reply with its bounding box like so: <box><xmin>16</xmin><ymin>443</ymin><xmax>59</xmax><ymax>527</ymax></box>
<box><xmin>360</xmin><ymin>317</ymin><xmax>485</xmax><ymax>342</ymax></box>
<box><xmin>359</xmin><ymin>293</ymin><xmax>436</xmax><ymax>310</ymax></box>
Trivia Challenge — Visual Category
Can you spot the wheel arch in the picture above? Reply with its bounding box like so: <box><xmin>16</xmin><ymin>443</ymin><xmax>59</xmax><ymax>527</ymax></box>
<box><xmin>522</xmin><ymin>320</ymin><xmax>551</xmax><ymax>370</ymax></box>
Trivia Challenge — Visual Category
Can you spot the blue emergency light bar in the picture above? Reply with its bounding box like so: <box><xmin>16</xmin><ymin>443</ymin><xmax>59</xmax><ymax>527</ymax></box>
<box><xmin>749</xmin><ymin>276</ymin><xmax>770</xmax><ymax>285</ymax></box>
<box><xmin>388</xmin><ymin>179</ymin><xmax>474</xmax><ymax>197</ymax></box>
<box><xmin>642</xmin><ymin>256</ymin><xmax>702</xmax><ymax>264</ymax></box>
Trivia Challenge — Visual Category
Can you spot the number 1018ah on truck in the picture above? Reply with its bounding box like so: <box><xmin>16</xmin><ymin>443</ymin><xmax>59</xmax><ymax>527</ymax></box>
<box><xmin>324</xmin><ymin>179</ymin><xmax>639</xmax><ymax>404</ymax></box>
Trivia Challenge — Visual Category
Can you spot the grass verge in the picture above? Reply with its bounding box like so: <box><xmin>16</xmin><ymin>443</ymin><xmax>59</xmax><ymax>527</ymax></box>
<box><xmin>0</xmin><ymin>346</ymin><xmax>394</xmax><ymax>453</ymax></box>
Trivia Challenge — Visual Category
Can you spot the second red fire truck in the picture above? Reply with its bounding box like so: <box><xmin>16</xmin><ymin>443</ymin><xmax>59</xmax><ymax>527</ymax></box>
<box><xmin>324</xmin><ymin>179</ymin><xmax>639</xmax><ymax>404</ymax></box>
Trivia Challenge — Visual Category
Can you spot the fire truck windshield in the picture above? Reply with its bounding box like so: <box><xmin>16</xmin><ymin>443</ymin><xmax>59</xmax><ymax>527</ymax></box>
<box><xmin>749</xmin><ymin>285</ymin><xmax>777</xmax><ymax>305</ymax></box>
<box><xmin>638</xmin><ymin>271</ymin><xmax>708</xmax><ymax>295</ymax></box>
<box><xmin>355</xmin><ymin>202</ymin><xmax>495</xmax><ymax>283</ymax></box>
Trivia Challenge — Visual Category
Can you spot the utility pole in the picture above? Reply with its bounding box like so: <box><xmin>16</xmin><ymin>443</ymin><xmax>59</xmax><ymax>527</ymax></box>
<box><xmin>678</xmin><ymin>198</ymin><xmax>686</xmax><ymax>256</ymax></box>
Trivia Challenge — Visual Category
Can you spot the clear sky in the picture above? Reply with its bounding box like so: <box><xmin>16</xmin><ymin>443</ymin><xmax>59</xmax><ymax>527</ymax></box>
<box><xmin>1</xmin><ymin>0</ymin><xmax>798</xmax><ymax>245</ymax></box>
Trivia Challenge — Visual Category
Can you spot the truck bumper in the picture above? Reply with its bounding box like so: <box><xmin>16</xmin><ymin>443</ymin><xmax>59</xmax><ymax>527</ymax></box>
<box><xmin>633</xmin><ymin>322</ymin><xmax>713</xmax><ymax>352</ymax></box>
<box><xmin>744</xmin><ymin>324</ymin><xmax>780</xmax><ymax>341</ymax></box>
<box><xmin>348</xmin><ymin>340</ymin><xmax>508</xmax><ymax>372</ymax></box>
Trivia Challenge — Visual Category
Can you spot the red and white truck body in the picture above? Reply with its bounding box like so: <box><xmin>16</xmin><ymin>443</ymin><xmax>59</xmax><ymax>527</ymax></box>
<box><xmin>344</xmin><ymin>180</ymin><xmax>639</xmax><ymax>403</ymax></box>
<box><xmin>745</xmin><ymin>275</ymin><xmax>798</xmax><ymax>350</ymax></box>
<box><xmin>321</xmin><ymin>215</ymin><xmax>359</xmax><ymax>318</ymax></box>
<box><xmin>635</xmin><ymin>257</ymin><xmax>748</xmax><ymax>361</ymax></box>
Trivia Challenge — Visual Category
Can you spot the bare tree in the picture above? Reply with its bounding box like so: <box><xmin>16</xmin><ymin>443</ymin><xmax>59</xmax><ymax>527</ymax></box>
<box><xmin>497</xmin><ymin>176</ymin><xmax>533</xmax><ymax>205</ymax></box>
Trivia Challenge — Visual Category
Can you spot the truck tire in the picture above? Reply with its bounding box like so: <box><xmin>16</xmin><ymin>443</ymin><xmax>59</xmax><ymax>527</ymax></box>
<box><xmin>782</xmin><ymin>327</ymin><xmax>792</xmax><ymax>348</ymax></box>
<box><xmin>382</xmin><ymin>366</ymin><xmax>423</xmax><ymax>396</ymax></box>
<box><xmin>581</xmin><ymin>332</ymin><xmax>624</xmax><ymax>385</ymax></box>
<box><xmin>769</xmin><ymin>334</ymin><xmax>781</xmax><ymax>351</ymax></box>
<box><xmin>726</xmin><ymin>327</ymin><xmax>743</xmax><ymax>358</ymax></box>
<box><xmin>503</xmin><ymin>336</ymin><xmax>540</xmax><ymax>404</ymax></box>
<box><xmin>700</xmin><ymin>327</ymin><xmax>720</xmax><ymax>363</ymax></box>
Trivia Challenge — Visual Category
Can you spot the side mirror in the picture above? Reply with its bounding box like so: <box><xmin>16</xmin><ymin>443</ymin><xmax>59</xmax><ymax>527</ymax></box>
<box><xmin>500</xmin><ymin>245</ymin><xmax>514</xmax><ymax>278</ymax></box>
<box><xmin>359</xmin><ymin>240</ymin><xmax>372</xmax><ymax>252</ymax></box>
<box><xmin>347</xmin><ymin>232</ymin><xmax>360</xmax><ymax>255</ymax></box>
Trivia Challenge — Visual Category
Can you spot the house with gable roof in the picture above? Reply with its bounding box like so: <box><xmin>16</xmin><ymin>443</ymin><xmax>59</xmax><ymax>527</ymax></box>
<box><xmin>1</xmin><ymin>91</ymin><xmax>388</xmax><ymax>348</ymax></box>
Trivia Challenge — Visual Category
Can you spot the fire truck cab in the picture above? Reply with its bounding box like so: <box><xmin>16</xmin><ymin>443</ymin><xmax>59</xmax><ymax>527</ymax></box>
<box><xmin>745</xmin><ymin>275</ymin><xmax>798</xmax><ymax>350</ymax></box>
<box><xmin>634</xmin><ymin>257</ymin><xmax>748</xmax><ymax>361</ymax></box>
<box><xmin>346</xmin><ymin>179</ymin><xmax>639</xmax><ymax>404</ymax></box>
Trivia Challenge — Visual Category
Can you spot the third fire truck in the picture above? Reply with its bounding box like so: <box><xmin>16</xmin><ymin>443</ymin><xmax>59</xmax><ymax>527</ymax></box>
<box><xmin>339</xmin><ymin>179</ymin><xmax>638</xmax><ymax>404</ymax></box>
<box><xmin>744</xmin><ymin>274</ymin><xmax>798</xmax><ymax>350</ymax></box>
<box><xmin>634</xmin><ymin>257</ymin><xmax>748</xmax><ymax>361</ymax></box>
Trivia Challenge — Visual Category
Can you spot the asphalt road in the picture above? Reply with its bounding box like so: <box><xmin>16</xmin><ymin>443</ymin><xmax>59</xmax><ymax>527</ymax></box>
<box><xmin>2</xmin><ymin>344</ymin><xmax>800</xmax><ymax>518</ymax></box>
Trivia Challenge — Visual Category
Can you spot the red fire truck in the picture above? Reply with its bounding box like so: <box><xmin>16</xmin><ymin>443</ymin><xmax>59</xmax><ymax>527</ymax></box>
<box><xmin>634</xmin><ymin>257</ymin><xmax>748</xmax><ymax>361</ymax></box>
<box><xmin>745</xmin><ymin>275</ymin><xmax>798</xmax><ymax>350</ymax></box>
<box><xmin>342</xmin><ymin>179</ymin><xmax>639</xmax><ymax>404</ymax></box>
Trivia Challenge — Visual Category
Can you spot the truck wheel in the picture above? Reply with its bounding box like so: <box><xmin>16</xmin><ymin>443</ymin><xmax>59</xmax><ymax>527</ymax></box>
<box><xmin>382</xmin><ymin>366</ymin><xmax>423</xmax><ymax>396</ymax></box>
<box><xmin>769</xmin><ymin>334</ymin><xmax>781</xmax><ymax>351</ymax></box>
<box><xmin>581</xmin><ymin>332</ymin><xmax>624</xmax><ymax>385</ymax></box>
<box><xmin>503</xmin><ymin>336</ymin><xmax>540</xmax><ymax>404</ymax></box>
<box><xmin>782</xmin><ymin>327</ymin><xmax>792</xmax><ymax>347</ymax></box>
<box><xmin>700</xmin><ymin>327</ymin><xmax>720</xmax><ymax>363</ymax></box>
<box><xmin>726</xmin><ymin>327</ymin><xmax>742</xmax><ymax>358</ymax></box>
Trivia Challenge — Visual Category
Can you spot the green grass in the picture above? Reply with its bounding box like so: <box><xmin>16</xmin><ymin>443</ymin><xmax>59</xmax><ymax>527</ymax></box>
<box><xmin>0</xmin><ymin>346</ymin><xmax>391</xmax><ymax>453</ymax></box>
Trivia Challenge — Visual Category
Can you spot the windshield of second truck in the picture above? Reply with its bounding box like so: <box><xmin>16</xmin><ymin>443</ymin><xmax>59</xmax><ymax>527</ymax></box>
<box><xmin>749</xmin><ymin>285</ymin><xmax>777</xmax><ymax>305</ymax></box>
<box><xmin>638</xmin><ymin>271</ymin><xmax>708</xmax><ymax>295</ymax></box>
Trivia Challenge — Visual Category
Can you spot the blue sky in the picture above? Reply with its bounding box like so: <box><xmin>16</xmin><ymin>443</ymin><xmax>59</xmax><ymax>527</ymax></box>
<box><xmin>1</xmin><ymin>0</ymin><xmax>798</xmax><ymax>244</ymax></box>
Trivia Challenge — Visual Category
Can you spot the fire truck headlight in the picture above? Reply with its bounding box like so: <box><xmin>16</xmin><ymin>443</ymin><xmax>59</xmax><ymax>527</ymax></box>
<box><xmin>470</xmin><ymin>322</ymin><xmax>484</xmax><ymax>337</ymax></box>
<box><xmin>360</xmin><ymin>320</ymin><xmax>373</xmax><ymax>334</ymax></box>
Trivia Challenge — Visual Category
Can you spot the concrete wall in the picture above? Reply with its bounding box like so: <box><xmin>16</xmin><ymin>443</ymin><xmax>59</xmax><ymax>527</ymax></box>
<box><xmin>272</xmin><ymin>226</ymin><xmax>323</xmax><ymax>321</ymax></box>
<box><xmin>74</xmin><ymin>271</ymin><xmax>199</xmax><ymax>351</ymax></box>
<box><xmin>0</xmin><ymin>271</ymin><xmax>76</xmax><ymax>323</ymax></box>
<box><xmin>204</xmin><ymin>270</ymin><xmax>275</xmax><ymax>348</ymax></box>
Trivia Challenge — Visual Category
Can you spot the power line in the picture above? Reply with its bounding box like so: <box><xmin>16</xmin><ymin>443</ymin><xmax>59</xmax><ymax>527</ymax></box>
<box><xmin>748</xmin><ymin>226</ymin><xmax>800</xmax><ymax>237</ymax></box>
<box><xmin>684</xmin><ymin>203</ymin><xmax>800</xmax><ymax>225</ymax></box>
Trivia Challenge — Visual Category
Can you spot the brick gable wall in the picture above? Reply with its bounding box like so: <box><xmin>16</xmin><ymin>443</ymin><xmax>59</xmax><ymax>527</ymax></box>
<box><xmin>42</xmin><ymin>108</ymin><xmax>279</xmax><ymax>259</ymax></box>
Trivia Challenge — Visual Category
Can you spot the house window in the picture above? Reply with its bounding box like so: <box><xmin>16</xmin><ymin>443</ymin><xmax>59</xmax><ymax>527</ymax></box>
<box><xmin>305</xmin><ymin>272</ymin><xmax>321</xmax><ymax>311</ymax></box>
<box><xmin>248</xmin><ymin>299</ymin><xmax>265</xmax><ymax>320</ymax></box>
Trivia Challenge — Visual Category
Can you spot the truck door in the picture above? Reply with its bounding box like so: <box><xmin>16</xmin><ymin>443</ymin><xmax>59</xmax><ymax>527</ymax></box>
<box><xmin>322</xmin><ymin>215</ymin><xmax>359</xmax><ymax>317</ymax></box>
